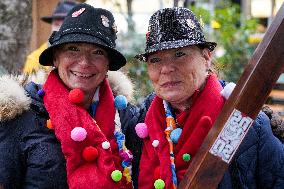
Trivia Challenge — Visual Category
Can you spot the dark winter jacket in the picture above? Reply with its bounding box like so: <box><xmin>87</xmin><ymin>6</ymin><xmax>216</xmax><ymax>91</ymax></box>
<box><xmin>1</xmin><ymin>74</ymin><xmax>284</xmax><ymax>189</ymax></box>
<box><xmin>218</xmin><ymin>111</ymin><xmax>284</xmax><ymax>188</ymax></box>
<box><xmin>0</xmin><ymin>73</ymin><xmax>142</xmax><ymax>189</ymax></box>
<box><xmin>138</xmin><ymin>94</ymin><xmax>284</xmax><ymax>189</ymax></box>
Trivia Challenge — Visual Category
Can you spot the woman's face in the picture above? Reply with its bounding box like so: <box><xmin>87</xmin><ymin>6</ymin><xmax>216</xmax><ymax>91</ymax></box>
<box><xmin>147</xmin><ymin>46</ymin><xmax>212</xmax><ymax>106</ymax></box>
<box><xmin>53</xmin><ymin>43</ymin><xmax>109</xmax><ymax>95</ymax></box>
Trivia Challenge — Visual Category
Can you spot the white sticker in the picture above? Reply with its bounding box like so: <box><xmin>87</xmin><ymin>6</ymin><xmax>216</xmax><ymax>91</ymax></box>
<box><xmin>209</xmin><ymin>109</ymin><xmax>253</xmax><ymax>163</ymax></box>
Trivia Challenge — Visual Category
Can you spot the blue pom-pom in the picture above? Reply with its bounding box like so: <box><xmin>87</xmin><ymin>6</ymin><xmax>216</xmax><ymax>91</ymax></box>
<box><xmin>37</xmin><ymin>89</ymin><xmax>45</xmax><ymax>97</ymax></box>
<box><xmin>114</xmin><ymin>95</ymin><xmax>128</xmax><ymax>110</ymax></box>
<box><xmin>170</xmin><ymin>128</ymin><xmax>182</xmax><ymax>143</ymax></box>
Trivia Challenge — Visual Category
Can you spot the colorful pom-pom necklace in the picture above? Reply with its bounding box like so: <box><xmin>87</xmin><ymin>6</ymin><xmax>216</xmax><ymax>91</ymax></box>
<box><xmin>114</xmin><ymin>95</ymin><xmax>133</xmax><ymax>184</ymax></box>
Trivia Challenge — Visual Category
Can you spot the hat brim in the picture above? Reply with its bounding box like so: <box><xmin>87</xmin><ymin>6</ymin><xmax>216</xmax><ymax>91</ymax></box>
<box><xmin>41</xmin><ymin>15</ymin><xmax>66</xmax><ymax>24</ymax></box>
<box><xmin>39</xmin><ymin>33</ymin><xmax>126</xmax><ymax>71</ymax></box>
<box><xmin>135</xmin><ymin>41</ymin><xmax>217</xmax><ymax>62</ymax></box>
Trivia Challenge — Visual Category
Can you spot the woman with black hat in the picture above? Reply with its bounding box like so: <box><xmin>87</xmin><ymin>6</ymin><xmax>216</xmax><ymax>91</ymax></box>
<box><xmin>134</xmin><ymin>7</ymin><xmax>284</xmax><ymax>189</ymax></box>
<box><xmin>0</xmin><ymin>3</ymin><xmax>140</xmax><ymax>189</ymax></box>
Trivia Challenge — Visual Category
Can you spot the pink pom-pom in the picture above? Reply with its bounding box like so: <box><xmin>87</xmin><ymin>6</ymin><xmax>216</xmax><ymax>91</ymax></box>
<box><xmin>71</xmin><ymin>127</ymin><xmax>87</xmax><ymax>141</ymax></box>
<box><xmin>69</xmin><ymin>88</ymin><xmax>84</xmax><ymax>104</ymax></box>
<box><xmin>135</xmin><ymin>123</ymin><xmax>148</xmax><ymax>138</ymax></box>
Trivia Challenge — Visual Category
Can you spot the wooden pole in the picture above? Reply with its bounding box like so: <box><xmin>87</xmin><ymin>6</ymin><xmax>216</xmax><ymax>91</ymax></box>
<box><xmin>30</xmin><ymin>0</ymin><xmax>59</xmax><ymax>52</ymax></box>
<box><xmin>179</xmin><ymin>3</ymin><xmax>284</xmax><ymax>189</ymax></box>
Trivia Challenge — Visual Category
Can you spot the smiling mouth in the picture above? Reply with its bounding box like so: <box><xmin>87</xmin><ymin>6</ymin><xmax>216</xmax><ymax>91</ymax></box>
<box><xmin>71</xmin><ymin>71</ymin><xmax>95</xmax><ymax>78</ymax></box>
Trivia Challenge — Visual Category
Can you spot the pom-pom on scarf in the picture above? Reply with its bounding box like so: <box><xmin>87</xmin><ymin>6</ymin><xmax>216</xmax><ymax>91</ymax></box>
<box><xmin>43</xmin><ymin>70</ymin><xmax>130</xmax><ymax>188</ymax></box>
<box><xmin>139</xmin><ymin>74</ymin><xmax>225</xmax><ymax>189</ymax></box>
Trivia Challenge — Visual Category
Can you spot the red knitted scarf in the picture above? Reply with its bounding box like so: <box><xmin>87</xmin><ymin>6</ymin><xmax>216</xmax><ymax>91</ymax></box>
<box><xmin>43</xmin><ymin>71</ymin><xmax>127</xmax><ymax>189</ymax></box>
<box><xmin>139</xmin><ymin>74</ymin><xmax>225</xmax><ymax>189</ymax></box>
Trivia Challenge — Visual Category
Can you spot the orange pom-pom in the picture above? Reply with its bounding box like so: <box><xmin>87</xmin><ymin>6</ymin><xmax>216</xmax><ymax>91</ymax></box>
<box><xmin>154</xmin><ymin>166</ymin><xmax>160</xmax><ymax>180</ymax></box>
<box><xmin>46</xmin><ymin>119</ymin><xmax>53</xmax><ymax>129</ymax></box>
<box><xmin>69</xmin><ymin>88</ymin><xmax>84</xmax><ymax>104</ymax></box>
<box><xmin>82</xmin><ymin>146</ymin><xmax>99</xmax><ymax>162</ymax></box>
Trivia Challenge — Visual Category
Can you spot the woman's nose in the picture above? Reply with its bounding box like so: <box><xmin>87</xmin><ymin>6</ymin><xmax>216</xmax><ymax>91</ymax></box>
<box><xmin>160</xmin><ymin>59</ymin><xmax>175</xmax><ymax>74</ymax></box>
<box><xmin>77</xmin><ymin>54</ymin><xmax>90</xmax><ymax>66</ymax></box>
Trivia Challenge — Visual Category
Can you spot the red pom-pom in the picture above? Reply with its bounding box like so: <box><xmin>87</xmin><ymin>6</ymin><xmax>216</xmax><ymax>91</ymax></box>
<box><xmin>69</xmin><ymin>88</ymin><xmax>84</xmax><ymax>104</ymax></box>
<box><xmin>83</xmin><ymin>146</ymin><xmax>99</xmax><ymax>162</ymax></box>
<box><xmin>154</xmin><ymin>166</ymin><xmax>160</xmax><ymax>180</ymax></box>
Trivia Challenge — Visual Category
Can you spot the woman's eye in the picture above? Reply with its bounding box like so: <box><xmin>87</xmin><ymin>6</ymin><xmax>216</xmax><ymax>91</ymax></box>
<box><xmin>149</xmin><ymin>57</ymin><xmax>161</xmax><ymax>63</ymax></box>
<box><xmin>67</xmin><ymin>46</ymin><xmax>79</xmax><ymax>51</ymax></box>
<box><xmin>175</xmin><ymin>51</ymin><xmax>186</xmax><ymax>57</ymax></box>
<box><xmin>92</xmin><ymin>49</ymin><xmax>104</xmax><ymax>55</ymax></box>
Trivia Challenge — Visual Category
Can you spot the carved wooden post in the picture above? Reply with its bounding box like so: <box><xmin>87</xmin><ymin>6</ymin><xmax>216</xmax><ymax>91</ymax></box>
<box><xmin>30</xmin><ymin>0</ymin><xmax>59</xmax><ymax>52</ymax></box>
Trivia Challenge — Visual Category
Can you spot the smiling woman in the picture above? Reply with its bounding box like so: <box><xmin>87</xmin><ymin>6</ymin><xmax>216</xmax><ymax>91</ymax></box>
<box><xmin>53</xmin><ymin>43</ymin><xmax>110</xmax><ymax>108</ymax></box>
<box><xmin>0</xmin><ymin>3</ymin><xmax>140</xmax><ymax>189</ymax></box>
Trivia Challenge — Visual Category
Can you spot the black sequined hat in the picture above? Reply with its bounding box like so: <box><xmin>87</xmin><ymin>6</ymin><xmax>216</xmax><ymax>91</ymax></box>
<box><xmin>39</xmin><ymin>3</ymin><xmax>126</xmax><ymax>71</ymax></box>
<box><xmin>41</xmin><ymin>1</ymin><xmax>77</xmax><ymax>23</ymax></box>
<box><xmin>136</xmin><ymin>7</ymin><xmax>217</xmax><ymax>61</ymax></box>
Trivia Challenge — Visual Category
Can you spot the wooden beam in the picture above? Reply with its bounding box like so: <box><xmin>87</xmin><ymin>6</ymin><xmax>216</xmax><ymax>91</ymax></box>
<box><xmin>30</xmin><ymin>0</ymin><xmax>59</xmax><ymax>52</ymax></box>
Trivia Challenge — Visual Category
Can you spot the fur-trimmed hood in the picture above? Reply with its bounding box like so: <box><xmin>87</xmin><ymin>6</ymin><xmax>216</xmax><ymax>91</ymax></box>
<box><xmin>0</xmin><ymin>75</ymin><xmax>31</xmax><ymax>122</ymax></box>
<box><xmin>0</xmin><ymin>71</ymin><xmax>134</xmax><ymax>122</ymax></box>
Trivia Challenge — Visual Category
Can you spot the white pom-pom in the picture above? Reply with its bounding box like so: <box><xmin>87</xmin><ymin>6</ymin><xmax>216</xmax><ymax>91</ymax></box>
<box><xmin>152</xmin><ymin>140</ymin><xmax>159</xmax><ymax>148</ymax></box>
<box><xmin>221</xmin><ymin>82</ymin><xmax>236</xmax><ymax>100</ymax></box>
<box><xmin>102</xmin><ymin>141</ymin><xmax>110</xmax><ymax>149</ymax></box>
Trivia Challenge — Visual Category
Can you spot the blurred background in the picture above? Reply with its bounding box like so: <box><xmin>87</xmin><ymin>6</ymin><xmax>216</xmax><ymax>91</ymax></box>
<box><xmin>0</xmin><ymin>0</ymin><xmax>284</xmax><ymax>115</ymax></box>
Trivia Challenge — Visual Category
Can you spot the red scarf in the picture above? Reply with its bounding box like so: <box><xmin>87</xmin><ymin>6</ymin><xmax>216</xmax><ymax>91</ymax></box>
<box><xmin>43</xmin><ymin>71</ymin><xmax>129</xmax><ymax>189</ymax></box>
<box><xmin>138</xmin><ymin>74</ymin><xmax>225</xmax><ymax>189</ymax></box>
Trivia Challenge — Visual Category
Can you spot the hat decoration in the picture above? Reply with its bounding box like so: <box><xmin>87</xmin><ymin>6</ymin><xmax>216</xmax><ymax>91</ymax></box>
<box><xmin>72</xmin><ymin>7</ymin><xmax>85</xmax><ymax>17</ymax></box>
<box><xmin>112</xmin><ymin>23</ymin><xmax>118</xmax><ymax>33</ymax></box>
<box><xmin>135</xmin><ymin>7</ymin><xmax>217</xmax><ymax>61</ymax></box>
<box><xmin>101</xmin><ymin>15</ymin><xmax>110</xmax><ymax>27</ymax></box>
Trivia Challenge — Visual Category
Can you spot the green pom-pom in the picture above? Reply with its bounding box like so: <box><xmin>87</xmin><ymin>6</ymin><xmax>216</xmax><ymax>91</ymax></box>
<box><xmin>111</xmin><ymin>170</ymin><xmax>122</xmax><ymax>182</ymax></box>
<box><xmin>154</xmin><ymin>179</ymin><xmax>165</xmax><ymax>189</ymax></box>
<box><xmin>183</xmin><ymin>153</ymin><xmax>191</xmax><ymax>162</ymax></box>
